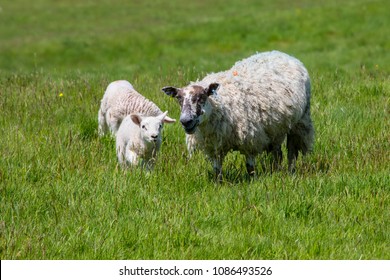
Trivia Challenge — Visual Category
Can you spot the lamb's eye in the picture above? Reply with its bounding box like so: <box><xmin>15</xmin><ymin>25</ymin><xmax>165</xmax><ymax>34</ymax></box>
<box><xmin>142</xmin><ymin>125</ymin><xmax>146</xmax><ymax>130</ymax></box>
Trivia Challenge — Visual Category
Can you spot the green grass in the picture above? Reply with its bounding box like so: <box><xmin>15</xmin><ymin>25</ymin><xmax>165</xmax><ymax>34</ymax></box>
<box><xmin>0</xmin><ymin>0</ymin><xmax>389</xmax><ymax>259</ymax></box>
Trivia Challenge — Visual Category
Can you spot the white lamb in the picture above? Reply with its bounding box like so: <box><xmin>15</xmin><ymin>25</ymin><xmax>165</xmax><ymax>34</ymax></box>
<box><xmin>98</xmin><ymin>80</ymin><xmax>174</xmax><ymax>136</ymax></box>
<box><xmin>116</xmin><ymin>111</ymin><xmax>175</xmax><ymax>169</ymax></box>
<box><xmin>162</xmin><ymin>50</ymin><xmax>314</xmax><ymax>181</ymax></box>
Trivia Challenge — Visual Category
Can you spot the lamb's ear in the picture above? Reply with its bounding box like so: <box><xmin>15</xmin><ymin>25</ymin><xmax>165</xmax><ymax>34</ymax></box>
<box><xmin>130</xmin><ymin>114</ymin><xmax>142</xmax><ymax>127</ymax></box>
<box><xmin>162</xmin><ymin>86</ymin><xmax>180</xmax><ymax>97</ymax></box>
<box><xmin>157</xmin><ymin>111</ymin><xmax>175</xmax><ymax>124</ymax></box>
<box><xmin>160</xmin><ymin>111</ymin><xmax>176</xmax><ymax>124</ymax></box>
<box><xmin>206</xmin><ymin>83</ymin><xmax>220</xmax><ymax>96</ymax></box>
<box><xmin>164</xmin><ymin>116</ymin><xmax>176</xmax><ymax>124</ymax></box>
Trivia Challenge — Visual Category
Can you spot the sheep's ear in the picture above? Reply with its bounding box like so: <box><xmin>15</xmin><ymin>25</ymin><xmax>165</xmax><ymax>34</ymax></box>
<box><xmin>162</xmin><ymin>86</ymin><xmax>180</xmax><ymax>97</ymax></box>
<box><xmin>206</xmin><ymin>83</ymin><xmax>220</xmax><ymax>96</ymax></box>
<box><xmin>130</xmin><ymin>114</ymin><xmax>142</xmax><ymax>127</ymax></box>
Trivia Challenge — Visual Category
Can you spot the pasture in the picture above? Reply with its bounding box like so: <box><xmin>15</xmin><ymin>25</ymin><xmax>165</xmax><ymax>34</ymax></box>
<box><xmin>0</xmin><ymin>0</ymin><xmax>389</xmax><ymax>259</ymax></box>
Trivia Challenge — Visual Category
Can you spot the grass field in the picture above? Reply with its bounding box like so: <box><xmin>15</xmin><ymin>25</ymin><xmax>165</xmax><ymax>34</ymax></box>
<box><xmin>0</xmin><ymin>0</ymin><xmax>389</xmax><ymax>259</ymax></box>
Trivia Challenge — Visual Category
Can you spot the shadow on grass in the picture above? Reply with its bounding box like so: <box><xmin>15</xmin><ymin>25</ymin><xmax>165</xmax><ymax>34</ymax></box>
<box><xmin>205</xmin><ymin>153</ymin><xmax>331</xmax><ymax>184</ymax></box>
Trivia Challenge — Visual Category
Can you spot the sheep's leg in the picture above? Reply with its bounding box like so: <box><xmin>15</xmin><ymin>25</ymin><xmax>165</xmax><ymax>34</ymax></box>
<box><xmin>271</xmin><ymin>145</ymin><xmax>283</xmax><ymax>172</ymax></box>
<box><xmin>265</xmin><ymin>143</ymin><xmax>283</xmax><ymax>172</ymax></box>
<box><xmin>245</xmin><ymin>155</ymin><xmax>256</xmax><ymax>177</ymax></box>
<box><xmin>287</xmin><ymin>135</ymin><xmax>299</xmax><ymax>173</ymax></box>
<box><xmin>212</xmin><ymin>157</ymin><xmax>223</xmax><ymax>182</ymax></box>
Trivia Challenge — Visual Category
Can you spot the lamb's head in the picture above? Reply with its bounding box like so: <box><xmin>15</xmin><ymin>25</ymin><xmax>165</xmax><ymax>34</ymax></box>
<box><xmin>130</xmin><ymin>111</ymin><xmax>176</xmax><ymax>145</ymax></box>
<box><xmin>162</xmin><ymin>83</ymin><xmax>219</xmax><ymax>134</ymax></box>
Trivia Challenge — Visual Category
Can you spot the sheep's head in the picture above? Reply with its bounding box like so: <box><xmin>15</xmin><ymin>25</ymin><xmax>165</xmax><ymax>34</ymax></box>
<box><xmin>130</xmin><ymin>111</ymin><xmax>176</xmax><ymax>145</ymax></box>
<box><xmin>162</xmin><ymin>83</ymin><xmax>219</xmax><ymax>134</ymax></box>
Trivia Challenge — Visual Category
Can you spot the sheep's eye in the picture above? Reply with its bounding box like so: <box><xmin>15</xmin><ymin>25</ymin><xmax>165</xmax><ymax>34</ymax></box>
<box><xmin>159</xmin><ymin>124</ymin><xmax>162</xmax><ymax>129</ymax></box>
<box><xmin>142</xmin><ymin>125</ymin><xmax>146</xmax><ymax>130</ymax></box>
<box><xmin>176</xmin><ymin>95</ymin><xmax>183</xmax><ymax>102</ymax></box>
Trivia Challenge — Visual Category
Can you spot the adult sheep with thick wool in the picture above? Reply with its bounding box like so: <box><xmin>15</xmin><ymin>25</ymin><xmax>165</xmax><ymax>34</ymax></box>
<box><xmin>98</xmin><ymin>80</ymin><xmax>175</xmax><ymax>136</ymax></box>
<box><xmin>162</xmin><ymin>50</ymin><xmax>314</xmax><ymax>181</ymax></box>
<box><xmin>116</xmin><ymin>111</ymin><xmax>175</xmax><ymax>169</ymax></box>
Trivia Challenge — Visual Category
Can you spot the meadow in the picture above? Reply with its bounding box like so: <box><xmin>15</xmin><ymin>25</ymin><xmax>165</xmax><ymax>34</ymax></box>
<box><xmin>0</xmin><ymin>0</ymin><xmax>389</xmax><ymax>259</ymax></box>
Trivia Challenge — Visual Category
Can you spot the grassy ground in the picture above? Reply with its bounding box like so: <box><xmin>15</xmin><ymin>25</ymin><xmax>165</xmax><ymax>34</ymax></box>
<box><xmin>0</xmin><ymin>0</ymin><xmax>389</xmax><ymax>259</ymax></box>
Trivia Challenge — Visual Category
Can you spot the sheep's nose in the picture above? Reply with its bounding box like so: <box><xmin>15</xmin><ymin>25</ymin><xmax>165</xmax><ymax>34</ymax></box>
<box><xmin>151</xmin><ymin>135</ymin><xmax>158</xmax><ymax>140</ymax></box>
<box><xmin>180</xmin><ymin>115</ymin><xmax>198</xmax><ymax>134</ymax></box>
<box><xmin>180</xmin><ymin>115</ymin><xmax>193</xmax><ymax>127</ymax></box>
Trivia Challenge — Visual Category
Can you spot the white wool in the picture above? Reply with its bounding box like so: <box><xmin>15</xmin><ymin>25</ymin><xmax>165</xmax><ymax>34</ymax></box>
<box><xmin>98</xmin><ymin>80</ymin><xmax>164</xmax><ymax>136</ymax></box>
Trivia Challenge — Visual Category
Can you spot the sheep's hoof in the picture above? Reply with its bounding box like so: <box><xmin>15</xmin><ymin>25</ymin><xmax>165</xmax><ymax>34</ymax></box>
<box><xmin>288</xmin><ymin>165</ymin><xmax>296</xmax><ymax>174</ymax></box>
<box><xmin>245</xmin><ymin>171</ymin><xmax>257</xmax><ymax>182</ymax></box>
<box><xmin>246</xmin><ymin>163</ymin><xmax>255</xmax><ymax>176</ymax></box>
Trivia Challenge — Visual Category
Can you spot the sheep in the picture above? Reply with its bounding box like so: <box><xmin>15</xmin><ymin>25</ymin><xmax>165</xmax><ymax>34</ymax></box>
<box><xmin>98</xmin><ymin>80</ymin><xmax>175</xmax><ymax>136</ymax></box>
<box><xmin>162</xmin><ymin>50</ymin><xmax>314</xmax><ymax>181</ymax></box>
<box><xmin>116</xmin><ymin>111</ymin><xmax>175</xmax><ymax>169</ymax></box>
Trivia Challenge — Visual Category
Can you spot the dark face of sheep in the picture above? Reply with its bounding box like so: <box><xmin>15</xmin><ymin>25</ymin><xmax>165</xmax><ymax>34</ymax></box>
<box><xmin>162</xmin><ymin>83</ymin><xmax>219</xmax><ymax>134</ymax></box>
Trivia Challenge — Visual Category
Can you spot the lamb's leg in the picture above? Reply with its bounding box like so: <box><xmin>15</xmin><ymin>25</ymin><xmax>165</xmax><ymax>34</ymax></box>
<box><xmin>116</xmin><ymin>139</ymin><xmax>126</xmax><ymax>166</ymax></box>
<box><xmin>144</xmin><ymin>157</ymin><xmax>156</xmax><ymax>171</ymax></box>
<box><xmin>107</xmin><ymin>109</ymin><xmax>121</xmax><ymax>135</ymax></box>
<box><xmin>125</xmin><ymin>146</ymin><xmax>139</xmax><ymax>167</ymax></box>
<box><xmin>98</xmin><ymin>108</ymin><xmax>108</xmax><ymax>136</ymax></box>
<box><xmin>245</xmin><ymin>155</ymin><xmax>256</xmax><ymax>177</ymax></box>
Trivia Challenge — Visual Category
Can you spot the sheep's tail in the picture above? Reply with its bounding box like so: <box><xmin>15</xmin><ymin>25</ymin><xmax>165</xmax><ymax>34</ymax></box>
<box><xmin>288</xmin><ymin>105</ymin><xmax>314</xmax><ymax>155</ymax></box>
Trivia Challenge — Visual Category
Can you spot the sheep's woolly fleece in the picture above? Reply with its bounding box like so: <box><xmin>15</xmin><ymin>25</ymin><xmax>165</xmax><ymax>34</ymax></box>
<box><xmin>164</xmin><ymin>50</ymin><xmax>314</xmax><ymax>177</ymax></box>
<box><xmin>189</xmin><ymin>51</ymin><xmax>313</xmax><ymax>155</ymax></box>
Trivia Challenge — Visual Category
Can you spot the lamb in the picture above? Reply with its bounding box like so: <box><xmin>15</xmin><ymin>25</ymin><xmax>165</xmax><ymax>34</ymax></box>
<box><xmin>98</xmin><ymin>80</ymin><xmax>174</xmax><ymax>136</ymax></box>
<box><xmin>116</xmin><ymin>111</ymin><xmax>175</xmax><ymax>169</ymax></box>
<box><xmin>162</xmin><ymin>50</ymin><xmax>314</xmax><ymax>181</ymax></box>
